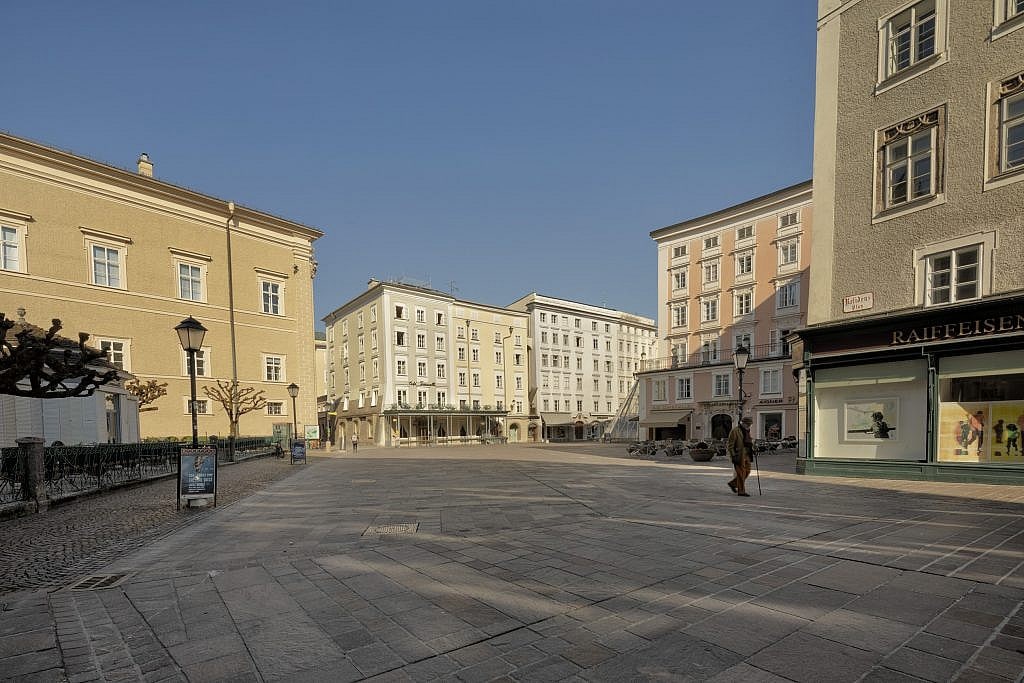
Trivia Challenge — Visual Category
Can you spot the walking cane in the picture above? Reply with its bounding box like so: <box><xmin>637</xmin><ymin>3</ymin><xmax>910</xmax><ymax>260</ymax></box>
<box><xmin>752</xmin><ymin>450</ymin><xmax>763</xmax><ymax>495</ymax></box>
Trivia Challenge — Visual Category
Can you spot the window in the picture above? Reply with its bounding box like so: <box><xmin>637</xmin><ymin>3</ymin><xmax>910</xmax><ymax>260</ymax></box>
<box><xmin>417</xmin><ymin>390</ymin><xmax>428</xmax><ymax>406</ymax></box>
<box><xmin>472</xmin><ymin>372</ymin><xmax>480</xmax><ymax>387</ymax></box>
<box><xmin>881</xmin><ymin>110</ymin><xmax>940</xmax><ymax>208</ymax></box>
<box><xmin>881</xmin><ymin>0</ymin><xmax>937</xmax><ymax>79</ymax></box>
<box><xmin>777</xmin><ymin>280</ymin><xmax>800</xmax><ymax>309</ymax></box>
<box><xmin>676</xmin><ymin>377</ymin><xmax>692</xmax><ymax>400</ymax></box>
<box><xmin>735</xmin><ymin>291</ymin><xmax>752</xmax><ymax>316</ymax></box>
<box><xmin>435</xmin><ymin>336</ymin><xmax>446</xmax><ymax>351</ymax></box>
<box><xmin>735</xmin><ymin>332</ymin><xmax>752</xmax><ymax>350</ymax></box>
<box><xmin>99</xmin><ymin>339</ymin><xmax>130</xmax><ymax>371</ymax></box>
<box><xmin>926</xmin><ymin>246</ymin><xmax>980</xmax><ymax>305</ymax></box>
<box><xmin>266</xmin><ymin>401</ymin><xmax>284</xmax><ymax>416</ymax></box>
<box><xmin>397</xmin><ymin>389</ymin><xmax>408</xmax><ymax>406</ymax></box>
<box><xmin>515</xmin><ymin>334</ymin><xmax>522</xmax><ymax>346</ymax></box>
<box><xmin>672</xmin><ymin>343</ymin><xmax>687</xmax><ymax>366</ymax></box>
<box><xmin>701</xmin><ymin>339</ymin><xmax>720</xmax><ymax>363</ymax></box>
<box><xmin>516</xmin><ymin>376</ymin><xmax>523</xmax><ymax>390</ymax></box>
<box><xmin>178</xmin><ymin>263</ymin><xmax>203</xmax><ymax>301</ymax></box>
<box><xmin>370</xmin><ymin>305</ymin><xmax>377</xmax><ymax>323</ymax></box>
<box><xmin>605</xmin><ymin>341</ymin><xmax>611</xmax><ymax>351</ymax></box>
<box><xmin>357</xmin><ymin>335</ymin><xmax>365</xmax><ymax>353</ymax></box>
<box><xmin>591</xmin><ymin>338</ymin><xmax>597</xmax><ymax>349</ymax></box>
<box><xmin>435</xmin><ymin>311</ymin><xmax>445</xmax><ymax>325</ymax></box>
<box><xmin>372</xmin><ymin>358</ymin><xmax>379</xmax><ymax>377</ymax></box>
<box><xmin>701</xmin><ymin>298</ymin><xmax>719</xmax><ymax>323</ymax></box>
<box><xmin>396</xmin><ymin>331</ymin><xmax>406</xmax><ymax>346</ymax></box>
<box><xmin>416</xmin><ymin>333</ymin><xmax>426</xmax><ymax>349</ymax></box>
<box><xmin>457</xmin><ymin>326</ymin><xmax>465</xmax><ymax>339</ymax></box>
<box><xmin>672</xmin><ymin>304</ymin><xmax>687</xmax><ymax>328</ymax></box>
<box><xmin>779</xmin><ymin>212</ymin><xmax>800</xmax><ymax>229</ymax></box>
<box><xmin>0</xmin><ymin>223</ymin><xmax>23</xmax><ymax>272</ymax></box>
<box><xmin>184</xmin><ymin>348</ymin><xmax>210</xmax><ymax>377</ymax></box>
<box><xmin>417</xmin><ymin>361</ymin><xmax>427</xmax><ymax>378</ymax></box>
<box><xmin>514</xmin><ymin>353</ymin><xmax>522</xmax><ymax>365</ymax></box>
<box><xmin>737</xmin><ymin>253</ymin><xmax>753</xmax><ymax>276</ymax></box>
<box><xmin>496</xmin><ymin>375</ymin><xmax>504</xmax><ymax>389</ymax></box>
<box><xmin>761</xmin><ymin>368</ymin><xmax>782</xmax><ymax>395</ymax></box>
<box><xmin>470</xmin><ymin>328</ymin><xmax>479</xmax><ymax>341</ymax></box>
<box><xmin>471</xmin><ymin>348</ymin><xmax>479</xmax><ymax>362</ymax></box>
<box><xmin>264</xmin><ymin>355</ymin><xmax>284</xmax><ymax>382</ymax></box>
<box><xmin>703</xmin><ymin>262</ymin><xmax>719</xmax><ymax>284</ymax></box>
<box><xmin>92</xmin><ymin>244</ymin><xmax>122</xmax><ymax>288</ymax></box>
<box><xmin>396</xmin><ymin>359</ymin><xmax>407</xmax><ymax>376</ymax></box>
<box><xmin>713</xmin><ymin>373</ymin><xmax>731</xmax><ymax>397</ymax></box>
<box><xmin>436</xmin><ymin>362</ymin><xmax>446</xmax><ymax>379</ymax></box>
<box><xmin>780</xmin><ymin>240</ymin><xmax>799</xmax><ymax>266</ymax></box>
<box><xmin>605</xmin><ymin>360</ymin><xmax>612</xmax><ymax>372</ymax></box>
<box><xmin>672</xmin><ymin>271</ymin><xmax>687</xmax><ymax>289</ymax></box>
<box><xmin>997</xmin><ymin>78</ymin><xmax>1024</xmax><ymax>173</ymax></box>
<box><xmin>541</xmin><ymin>354</ymin><xmax>549</xmax><ymax>367</ymax></box>
<box><xmin>458</xmin><ymin>371</ymin><xmax>466</xmax><ymax>386</ymax></box>
<box><xmin>576</xmin><ymin>377</ymin><xmax>583</xmax><ymax>390</ymax></box>
<box><xmin>703</xmin><ymin>235</ymin><xmax>719</xmax><ymax>250</ymax></box>
<box><xmin>437</xmin><ymin>390</ymin><xmax>447</xmax><ymax>406</ymax></box>
<box><xmin>593</xmin><ymin>359</ymin><xmax>599</xmax><ymax>371</ymax></box>
<box><xmin>395</xmin><ymin>305</ymin><xmax>406</xmax><ymax>319</ymax></box>
<box><xmin>357</xmin><ymin>312</ymin><xmax>363</xmax><ymax>328</ymax></box>
<box><xmin>643</xmin><ymin>378</ymin><xmax>664</xmax><ymax>403</ymax></box>
<box><xmin>358</xmin><ymin>363</ymin><xmax>366</xmax><ymax>381</ymax></box>
<box><xmin>541</xmin><ymin>331</ymin><xmax>548</xmax><ymax>344</ymax></box>
<box><xmin>672</xmin><ymin>244</ymin><xmax>688</xmax><ymax>258</ymax></box>
<box><xmin>495</xmin><ymin>351</ymin><xmax>503</xmax><ymax>363</ymax></box>
<box><xmin>261</xmin><ymin>280</ymin><xmax>281</xmax><ymax>315</ymax></box>
<box><xmin>416</xmin><ymin>308</ymin><xmax>426</xmax><ymax>323</ymax></box>
<box><xmin>736</xmin><ymin>225</ymin><xmax>753</xmax><ymax>240</ymax></box>
<box><xmin>539</xmin><ymin>312</ymin><xmax>547</xmax><ymax>322</ymax></box>
<box><xmin>370</xmin><ymin>331</ymin><xmax>378</xmax><ymax>350</ymax></box>
<box><xmin>769</xmin><ymin>329</ymin><xmax>792</xmax><ymax>357</ymax></box>
<box><xmin>576</xmin><ymin>400</ymin><xmax>583</xmax><ymax>412</ymax></box>
<box><xmin>186</xmin><ymin>398</ymin><xmax>211</xmax><ymax>415</ymax></box>
<box><xmin>458</xmin><ymin>346</ymin><xmax>466</xmax><ymax>361</ymax></box>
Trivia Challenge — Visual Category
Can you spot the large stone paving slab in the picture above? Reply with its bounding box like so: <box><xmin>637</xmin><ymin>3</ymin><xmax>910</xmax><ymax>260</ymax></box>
<box><xmin>2</xmin><ymin>444</ymin><xmax>1023</xmax><ymax>681</ymax></box>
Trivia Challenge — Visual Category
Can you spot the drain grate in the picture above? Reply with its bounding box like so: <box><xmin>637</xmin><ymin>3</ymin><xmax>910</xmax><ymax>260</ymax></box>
<box><xmin>363</xmin><ymin>522</ymin><xmax>419</xmax><ymax>536</ymax></box>
<box><xmin>69</xmin><ymin>573</ymin><xmax>131</xmax><ymax>591</ymax></box>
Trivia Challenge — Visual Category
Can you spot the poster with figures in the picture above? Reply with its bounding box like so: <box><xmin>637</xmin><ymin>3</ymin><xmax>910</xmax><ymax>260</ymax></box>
<box><xmin>179</xmin><ymin>447</ymin><xmax>217</xmax><ymax>499</ymax></box>
<box><xmin>938</xmin><ymin>402</ymin><xmax>1024</xmax><ymax>463</ymax></box>
<box><xmin>843</xmin><ymin>398</ymin><xmax>899</xmax><ymax>441</ymax></box>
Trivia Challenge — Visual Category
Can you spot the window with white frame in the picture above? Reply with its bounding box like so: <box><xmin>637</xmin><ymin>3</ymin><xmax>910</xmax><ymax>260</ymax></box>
<box><xmin>735</xmin><ymin>291</ymin><xmax>752</xmax><ymax>316</ymax></box>
<box><xmin>183</xmin><ymin>347</ymin><xmax>210</xmax><ymax>377</ymax></box>
<box><xmin>471</xmin><ymin>348</ymin><xmax>479</xmax><ymax>362</ymax></box>
<box><xmin>261</xmin><ymin>280</ymin><xmax>282</xmax><ymax>315</ymax></box>
<box><xmin>99</xmin><ymin>339</ymin><xmax>131</xmax><ymax>371</ymax></box>
<box><xmin>396</xmin><ymin>359</ymin><xmax>407</xmax><ymax>376</ymax></box>
<box><xmin>371</xmin><ymin>331</ymin><xmax>378</xmax><ymax>349</ymax></box>
<box><xmin>496</xmin><ymin>375</ymin><xmax>503</xmax><ymax>389</ymax></box>
<box><xmin>777</xmin><ymin>280</ymin><xmax>800</xmax><ymax>309</ymax></box>
<box><xmin>416</xmin><ymin>333</ymin><xmax>426</xmax><ymax>349</ymax></box>
<box><xmin>91</xmin><ymin>244</ymin><xmax>123</xmax><ymax>288</ymax></box>
<box><xmin>472</xmin><ymin>372</ymin><xmax>480</xmax><ymax>387</ymax></box>
<box><xmin>264</xmin><ymin>355</ymin><xmax>283</xmax><ymax>382</ymax></box>
<box><xmin>541</xmin><ymin>353</ymin><xmax>549</xmax><ymax>367</ymax></box>
<box><xmin>514</xmin><ymin>353</ymin><xmax>522</xmax><ymax>365</ymax></box>
<box><xmin>539</xmin><ymin>312</ymin><xmax>547</xmax><ymax>322</ymax></box>
<box><xmin>458</xmin><ymin>371</ymin><xmax>466</xmax><ymax>386</ymax></box>
<box><xmin>342</xmin><ymin>319</ymin><xmax>349</xmax><ymax>336</ymax></box>
<box><xmin>701</xmin><ymin>338</ymin><xmax>720</xmax><ymax>363</ymax></box>
<box><xmin>185</xmin><ymin>397</ymin><xmax>211</xmax><ymax>415</ymax></box>
<box><xmin>880</xmin><ymin>0</ymin><xmax>938</xmax><ymax>80</ymax></box>
<box><xmin>417</xmin><ymin>390</ymin><xmax>428</xmax><ymax>406</ymax></box>
<box><xmin>676</xmin><ymin>376</ymin><xmax>692</xmax><ymax>400</ymax></box>
<box><xmin>925</xmin><ymin>245</ymin><xmax>980</xmax><ymax>305</ymax></box>
<box><xmin>737</xmin><ymin>252</ymin><xmax>753</xmax><ymax>276</ymax></box>
<box><xmin>415</xmin><ymin>308</ymin><xmax>426</xmax><ymax>323</ymax></box>
<box><xmin>470</xmin><ymin>327</ymin><xmax>479</xmax><ymax>341</ymax></box>
<box><xmin>266</xmin><ymin>401</ymin><xmax>284</xmax><ymax>416</ymax></box>
<box><xmin>372</xmin><ymin>358</ymin><xmax>379</xmax><ymax>377</ymax></box>
<box><xmin>516</xmin><ymin>376</ymin><xmax>523</xmax><ymax>390</ymax></box>
<box><xmin>396</xmin><ymin>331</ymin><xmax>406</xmax><ymax>346</ymax></box>
<box><xmin>701</xmin><ymin>297</ymin><xmax>719</xmax><ymax>323</ymax></box>
<box><xmin>703</xmin><ymin>261</ymin><xmax>719</xmax><ymax>283</ymax></box>
<box><xmin>397</xmin><ymin>389</ymin><xmax>408</xmax><ymax>406</ymax></box>
<box><xmin>779</xmin><ymin>240</ymin><xmax>799</xmax><ymax>266</ymax></box>
<box><xmin>177</xmin><ymin>262</ymin><xmax>204</xmax><ymax>301</ymax></box>
<box><xmin>703</xmin><ymin>235</ymin><xmax>719</xmax><ymax>250</ymax></box>
<box><xmin>1</xmin><ymin>222</ymin><xmax>25</xmax><ymax>273</ymax></box>
<box><xmin>996</xmin><ymin>75</ymin><xmax>1024</xmax><ymax>174</ymax></box>
<box><xmin>880</xmin><ymin>109</ymin><xmax>941</xmax><ymax>209</ymax></box>
<box><xmin>779</xmin><ymin>212</ymin><xmax>800</xmax><ymax>229</ymax></box>
<box><xmin>435</xmin><ymin>336</ymin><xmax>445</xmax><ymax>351</ymax></box>
<box><xmin>672</xmin><ymin>244</ymin><xmax>688</xmax><ymax>258</ymax></box>
<box><xmin>457</xmin><ymin>346</ymin><xmax>466</xmax><ymax>360</ymax></box>
<box><xmin>671</xmin><ymin>342</ymin><xmax>687</xmax><ymax>365</ymax></box>
<box><xmin>761</xmin><ymin>368</ymin><xmax>782</xmax><ymax>395</ymax></box>
<box><xmin>735</xmin><ymin>332</ymin><xmax>752</xmax><ymax>351</ymax></box>
<box><xmin>736</xmin><ymin>225</ymin><xmax>754</xmax><ymax>240</ymax></box>
<box><xmin>417</xmin><ymin>361</ymin><xmax>427</xmax><ymax>377</ymax></box>
<box><xmin>437</xmin><ymin>390</ymin><xmax>447</xmax><ymax>406</ymax></box>
<box><xmin>712</xmin><ymin>372</ymin><xmax>731</xmax><ymax>397</ymax></box>
<box><xmin>370</xmin><ymin>304</ymin><xmax>377</xmax><ymax>323</ymax></box>
<box><xmin>357</xmin><ymin>335</ymin><xmax>364</xmax><ymax>353</ymax></box>
<box><xmin>769</xmin><ymin>329</ymin><xmax>792</xmax><ymax>357</ymax></box>
<box><xmin>672</xmin><ymin>270</ymin><xmax>687</xmax><ymax>290</ymax></box>
<box><xmin>435</xmin><ymin>311</ymin><xmax>445</xmax><ymax>325</ymax></box>
<box><xmin>395</xmin><ymin>304</ymin><xmax>406</xmax><ymax>319</ymax></box>
<box><xmin>496</xmin><ymin>350</ymin><xmax>503</xmax><ymax>363</ymax></box>
<box><xmin>1008</xmin><ymin>0</ymin><xmax>1024</xmax><ymax>20</ymax></box>
<box><xmin>358</xmin><ymin>363</ymin><xmax>366</xmax><ymax>381</ymax></box>
<box><xmin>652</xmin><ymin>378</ymin><xmax>666</xmax><ymax>401</ymax></box>
<box><xmin>357</xmin><ymin>311</ymin><xmax>363</xmax><ymax>328</ymax></box>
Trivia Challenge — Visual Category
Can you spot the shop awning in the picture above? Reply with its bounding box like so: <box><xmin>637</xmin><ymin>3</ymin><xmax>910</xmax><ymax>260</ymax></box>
<box><xmin>539</xmin><ymin>412</ymin><xmax>572</xmax><ymax>425</ymax></box>
<box><xmin>641</xmin><ymin>410</ymin><xmax>692</xmax><ymax>428</ymax></box>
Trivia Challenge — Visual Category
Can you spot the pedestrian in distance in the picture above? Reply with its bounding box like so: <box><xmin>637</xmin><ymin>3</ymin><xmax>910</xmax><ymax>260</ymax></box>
<box><xmin>727</xmin><ymin>416</ymin><xmax>754</xmax><ymax>497</ymax></box>
<box><xmin>351</xmin><ymin>433</ymin><xmax>358</xmax><ymax>453</ymax></box>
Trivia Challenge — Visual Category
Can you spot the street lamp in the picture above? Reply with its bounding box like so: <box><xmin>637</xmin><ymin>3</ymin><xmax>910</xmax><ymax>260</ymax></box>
<box><xmin>733</xmin><ymin>345</ymin><xmax>750</xmax><ymax>420</ymax></box>
<box><xmin>175</xmin><ymin>316</ymin><xmax>207</xmax><ymax>446</ymax></box>
<box><xmin>287</xmin><ymin>382</ymin><xmax>300</xmax><ymax>440</ymax></box>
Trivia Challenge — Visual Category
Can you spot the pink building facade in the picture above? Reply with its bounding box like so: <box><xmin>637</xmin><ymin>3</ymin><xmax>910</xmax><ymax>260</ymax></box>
<box><xmin>638</xmin><ymin>181</ymin><xmax>812</xmax><ymax>442</ymax></box>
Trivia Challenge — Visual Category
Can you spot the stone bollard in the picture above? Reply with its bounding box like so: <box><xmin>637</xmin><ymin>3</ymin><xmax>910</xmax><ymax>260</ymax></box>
<box><xmin>17</xmin><ymin>437</ymin><xmax>48</xmax><ymax>512</ymax></box>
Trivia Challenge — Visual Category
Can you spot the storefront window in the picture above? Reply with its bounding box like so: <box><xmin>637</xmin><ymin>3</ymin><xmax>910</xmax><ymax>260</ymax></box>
<box><xmin>937</xmin><ymin>354</ymin><xmax>1024</xmax><ymax>463</ymax></box>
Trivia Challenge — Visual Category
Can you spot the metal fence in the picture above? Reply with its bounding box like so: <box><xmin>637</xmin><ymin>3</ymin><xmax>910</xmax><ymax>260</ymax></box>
<box><xmin>0</xmin><ymin>437</ymin><xmax>276</xmax><ymax>506</ymax></box>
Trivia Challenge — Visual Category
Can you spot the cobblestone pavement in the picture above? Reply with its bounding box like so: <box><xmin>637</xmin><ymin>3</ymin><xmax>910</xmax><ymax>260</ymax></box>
<box><xmin>3</xmin><ymin>444</ymin><xmax>1024</xmax><ymax>682</ymax></box>
<box><xmin>0</xmin><ymin>455</ymin><xmax>302</xmax><ymax>595</ymax></box>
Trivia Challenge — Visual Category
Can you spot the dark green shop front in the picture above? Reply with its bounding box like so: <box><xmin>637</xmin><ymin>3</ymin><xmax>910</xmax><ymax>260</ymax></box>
<box><xmin>794</xmin><ymin>294</ymin><xmax>1024</xmax><ymax>484</ymax></box>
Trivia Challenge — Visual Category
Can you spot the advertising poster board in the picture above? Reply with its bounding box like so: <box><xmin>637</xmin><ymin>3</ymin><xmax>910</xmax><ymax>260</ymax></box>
<box><xmin>304</xmin><ymin>425</ymin><xmax>320</xmax><ymax>440</ymax></box>
<box><xmin>179</xmin><ymin>446</ymin><xmax>217</xmax><ymax>506</ymax></box>
<box><xmin>291</xmin><ymin>439</ymin><xmax>306</xmax><ymax>464</ymax></box>
<box><xmin>938</xmin><ymin>401</ymin><xmax>1024</xmax><ymax>463</ymax></box>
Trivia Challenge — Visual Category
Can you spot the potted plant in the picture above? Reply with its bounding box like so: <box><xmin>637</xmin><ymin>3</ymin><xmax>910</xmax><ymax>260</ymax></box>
<box><xmin>688</xmin><ymin>440</ymin><xmax>715</xmax><ymax>462</ymax></box>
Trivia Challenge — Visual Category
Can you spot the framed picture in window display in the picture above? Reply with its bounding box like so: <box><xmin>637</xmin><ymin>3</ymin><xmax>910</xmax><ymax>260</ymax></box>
<box><xmin>843</xmin><ymin>399</ymin><xmax>899</xmax><ymax>442</ymax></box>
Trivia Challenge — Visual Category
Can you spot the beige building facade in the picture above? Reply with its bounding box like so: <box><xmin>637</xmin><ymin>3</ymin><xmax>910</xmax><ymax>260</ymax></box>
<box><xmin>797</xmin><ymin>1</ymin><xmax>1024</xmax><ymax>482</ymax></box>
<box><xmin>639</xmin><ymin>181</ymin><xmax>812</xmax><ymax>442</ymax></box>
<box><xmin>324</xmin><ymin>280</ymin><xmax>529</xmax><ymax>446</ymax></box>
<box><xmin>507</xmin><ymin>293</ymin><xmax>655</xmax><ymax>441</ymax></box>
<box><xmin>0</xmin><ymin>133</ymin><xmax>322</xmax><ymax>442</ymax></box>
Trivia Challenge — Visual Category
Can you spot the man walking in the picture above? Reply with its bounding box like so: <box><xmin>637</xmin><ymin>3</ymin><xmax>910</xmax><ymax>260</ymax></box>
<box><xmin>727</xmin><ymin>416</ymin><xmax>754</xmax><ymax>497</ymax></box>
<box><xmin>351</xmin><ymin>432</ymin><xmax>358</xmax><ymax>453</ymax></box>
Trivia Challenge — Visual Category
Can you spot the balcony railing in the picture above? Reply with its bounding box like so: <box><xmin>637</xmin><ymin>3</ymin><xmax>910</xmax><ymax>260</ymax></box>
<box><xmin>640</xmin><ymin>343</ymin><xmax>791</xmax><ymax>372</ymax></box>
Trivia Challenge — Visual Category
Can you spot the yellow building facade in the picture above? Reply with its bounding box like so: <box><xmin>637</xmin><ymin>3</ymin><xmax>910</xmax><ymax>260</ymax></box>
<box><xmin>0</xmin><ymin>133</ymin><xmax>322</xmax><ymax>441</ymax></box>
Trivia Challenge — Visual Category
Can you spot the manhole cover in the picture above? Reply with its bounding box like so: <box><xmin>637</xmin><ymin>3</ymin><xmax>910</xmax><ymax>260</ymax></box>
<box><xmin>69</xmin><ymin>573</ymin><xmax>131</xmax><ymax>590</ymax></box>
<box><xmin>363</xmin><ymin>522</ymin><xmax>418</xmax><ymax>536</ymax></box>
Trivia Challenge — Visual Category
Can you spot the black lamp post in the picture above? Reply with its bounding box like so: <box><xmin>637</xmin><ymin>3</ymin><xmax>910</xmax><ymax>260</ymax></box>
<box><xmin>733</xmin><ymin>345</ymin><xmax>750</xmax><ymax>421</ymax></box>
<box><xmin>287</xmin><ymin>382</ymin><xmax>299</xmax><ymax>441</ymax></box>
<box><xmin>175</xmin><ymin>316</ymin><xmax>207</xmax><ymax>447</ymax></box>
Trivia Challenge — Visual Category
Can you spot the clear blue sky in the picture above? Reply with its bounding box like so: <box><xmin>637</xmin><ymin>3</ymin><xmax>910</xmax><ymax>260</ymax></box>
<box><xmin>5</xmin><ymin>1</ymin><xmax>815</xmax><ymax>323</ymax></box>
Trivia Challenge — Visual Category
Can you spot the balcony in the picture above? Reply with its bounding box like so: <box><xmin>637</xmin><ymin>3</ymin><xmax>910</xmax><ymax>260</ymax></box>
<box><xmin>639</xmin><ymin>342</ymin><xmax>791</xmax><ymax>372</ymax></box>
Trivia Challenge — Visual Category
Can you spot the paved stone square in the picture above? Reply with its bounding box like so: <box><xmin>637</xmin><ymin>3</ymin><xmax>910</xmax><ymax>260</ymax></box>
<box><xmin>2</xmin><ymin>443</ymin><xmax>1024</xmax><ymax>682</ymax></box>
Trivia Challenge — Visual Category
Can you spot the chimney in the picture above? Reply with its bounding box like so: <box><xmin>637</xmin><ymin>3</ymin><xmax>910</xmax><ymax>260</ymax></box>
<box><xmin>137</xmin><ymin>153</ymin><xmax>153</xmax><ymax>177</ymax></box>
<box><xmin>368</xmin><ymin>278</ymin><xmax>380</xmax><ymax>290</ymax></box>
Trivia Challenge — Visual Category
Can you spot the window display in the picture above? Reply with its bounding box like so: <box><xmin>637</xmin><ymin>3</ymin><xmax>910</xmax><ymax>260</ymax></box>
<box><xmin>937</xmin><ymin>373</ymin><xmax>1024</xmax><ymax>463</ymax></box>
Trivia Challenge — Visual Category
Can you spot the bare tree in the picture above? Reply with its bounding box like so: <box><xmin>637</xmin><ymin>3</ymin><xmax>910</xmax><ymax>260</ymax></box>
<box><xmin>125</xmin><ymin>378</ymin><xmax>168</xmax><ymax>412</ymax></box>
<box><xmin>0</xmin><ymin>313</ymin><xmax>118</xmax><ymax>398</ymax></box>
<box><xmin>202</xmin><ymin>379</ymin><xmax>267</xmax><ymax>439</ymax></box>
